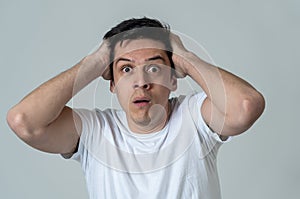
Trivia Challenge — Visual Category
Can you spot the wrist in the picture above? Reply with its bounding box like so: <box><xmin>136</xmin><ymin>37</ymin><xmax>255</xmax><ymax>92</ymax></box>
<box><xmin>183</xmin><ymin>51</ymin><xmax>207</xmax><ymax>75</ymax></box>
<box><xmin>80</xmin><ymin>55</ymin><xmax>105</xmax><ymax>78</ymax></box>
<box><xmin>179</xmin><ymin>51</ymin><xmax>194</xmax><ymax>76</ymax></box>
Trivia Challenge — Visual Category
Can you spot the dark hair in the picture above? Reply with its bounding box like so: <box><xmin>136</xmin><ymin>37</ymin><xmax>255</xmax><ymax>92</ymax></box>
<box><xmin>103</xmin><ymin>17</ymin><xmax>175</xmax><ymax>81</ymax></box>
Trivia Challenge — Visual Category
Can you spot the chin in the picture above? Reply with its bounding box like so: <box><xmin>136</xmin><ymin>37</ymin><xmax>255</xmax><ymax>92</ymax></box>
<box><xmin>133</xmin><ymin>117</ymin><xmax>151</xmax><ymax>126</ymax></box>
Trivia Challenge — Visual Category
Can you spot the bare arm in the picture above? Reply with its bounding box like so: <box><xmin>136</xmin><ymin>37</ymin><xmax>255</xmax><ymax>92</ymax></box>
<box><xmin>171</xmin><ymin>34</ymin><xmax>265</xmax><ymax>137</ymax></box>
<box><xmin>6</xmin><ymin>41</ymin><xmax>110</xmax><ymax>154</ymax></box>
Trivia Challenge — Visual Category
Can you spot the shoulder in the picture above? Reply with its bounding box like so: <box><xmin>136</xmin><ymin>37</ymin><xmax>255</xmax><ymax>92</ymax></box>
<box><xmin>74</xmin><ymin>108</ymin><xmax>119</xmax><ymax>119</ymax></box>
<box><xmin>169</xmin><ymin>92</ymin><xmax>206</xmax><ymax>110</ymax></box>
<box><xmin>73</xmin><ymin>108</ymin><xmax>124</xmax><ymax>130</ymax></box>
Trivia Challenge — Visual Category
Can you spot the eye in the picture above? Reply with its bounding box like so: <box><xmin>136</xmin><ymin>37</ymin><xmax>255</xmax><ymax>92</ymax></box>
<box><xmin>146</xmin><ymin>65</ymin><xmax>160</xmax><ymax>73</ymax></box>
<box><xmin>121</xmin><ymin>65</ymin><xmax>133</xmax><ymax>73</ymax></box>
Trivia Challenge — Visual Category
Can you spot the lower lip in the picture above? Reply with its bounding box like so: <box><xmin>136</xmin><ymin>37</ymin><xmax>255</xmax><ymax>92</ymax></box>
<box><xmin>134</xmin><ymin>102</ymin><xmax>150</xmax><ymax>107</ymax></box>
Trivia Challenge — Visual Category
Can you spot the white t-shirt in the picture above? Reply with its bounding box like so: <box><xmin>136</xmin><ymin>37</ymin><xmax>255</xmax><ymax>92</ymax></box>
<box><xmin>69</xmin><ymin>92</ymin><xmax>230</xmax><ymax>199</ymax></box>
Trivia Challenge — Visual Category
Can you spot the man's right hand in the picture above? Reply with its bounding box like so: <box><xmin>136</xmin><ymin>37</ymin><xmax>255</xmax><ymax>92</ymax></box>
<box><xmin>85</xmin><ymin>40</ymin><xmax>111</xmax><ymax>80</ymax></box>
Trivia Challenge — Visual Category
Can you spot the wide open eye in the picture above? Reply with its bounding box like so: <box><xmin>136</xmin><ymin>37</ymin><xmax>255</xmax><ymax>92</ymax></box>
<box><xmin>121</xmin><ymin>65</ymin><xmax>133</xmax><ymax>73</ymax></box>
<box><xmin>146</xmin><ymin>64</ymin><xmax>161</xmax><ymax>73</ymax></box>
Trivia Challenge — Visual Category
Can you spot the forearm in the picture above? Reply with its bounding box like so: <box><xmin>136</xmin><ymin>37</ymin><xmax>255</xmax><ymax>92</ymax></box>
<box><xmin>185</xmin><ymin>52</ymin><xmax>252</xmax><ymax>109</ymax></box>
<box><xmin>184</xmin><ymin>52</ymin><xmax>265</xmax><ymax>133</ymax></box>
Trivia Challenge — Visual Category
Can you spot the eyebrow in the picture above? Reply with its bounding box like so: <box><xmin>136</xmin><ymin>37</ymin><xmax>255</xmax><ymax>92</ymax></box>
<box><xmin>115</xmin><ymin>55</ymin><xmax>166</xmax><ymax>65</ymax></box>
<box><xmin>115</xmin><ymin>58</ymin><xmax>133</xmax><ymax>65</ymax></box>
<box><xmin>146</xmin><ymin>55</ymin><xmax>166</xmax><ymax>63</ymax></box>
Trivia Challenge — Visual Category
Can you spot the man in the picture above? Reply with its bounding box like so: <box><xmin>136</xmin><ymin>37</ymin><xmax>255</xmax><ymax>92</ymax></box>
<box><xmin>7</xmin><ymin>17</ymin><xmax>265</xmax><ymax>198</ymax></box>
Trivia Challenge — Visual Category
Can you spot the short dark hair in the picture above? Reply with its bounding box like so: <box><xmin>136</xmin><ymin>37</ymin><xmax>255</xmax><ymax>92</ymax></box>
<box><xmin>103</xmin><ymin>17</ymin><xmax>175</xmax><ymax>81</ymax></box>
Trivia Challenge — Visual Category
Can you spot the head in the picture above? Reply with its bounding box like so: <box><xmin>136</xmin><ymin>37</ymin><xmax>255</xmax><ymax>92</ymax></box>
<box><xmin>103</xmin><ymin>17</ymin><xmax>177</xmax><ymax>133</ymax></box>
<box><xmin>103</xmin><ymin>17</ymin><xmax>175</xmax><ymax>81</ymax></box>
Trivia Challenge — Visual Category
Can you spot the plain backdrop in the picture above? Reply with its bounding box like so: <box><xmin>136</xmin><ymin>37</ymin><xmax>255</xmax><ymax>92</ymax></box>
<box><xmin>1</xmin><ymin>0</ymin><xmax>299</xmax><ymax>198</ymax></box>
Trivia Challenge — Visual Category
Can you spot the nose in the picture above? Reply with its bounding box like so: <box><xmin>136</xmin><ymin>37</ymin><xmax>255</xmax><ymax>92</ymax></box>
<box><xmin>133</xmin><ymin>69</ymin><xmax>151</xmax><ymax>90</ymax></box>
<box><xmin>133</xmin><ymin>83</ymin><xmax>150</xmax><ymax>90</ymax></box>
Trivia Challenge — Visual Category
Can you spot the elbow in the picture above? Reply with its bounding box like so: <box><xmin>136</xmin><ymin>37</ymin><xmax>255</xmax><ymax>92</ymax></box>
<box><xmin>237</xmin><ymin>91</ymin><xmax>265</xmax><ymax>131</ymax></box>
<box><xmin>7</xmin><ymin>108</ymin><xmax>36</xmax><ymax>142</ymax></box>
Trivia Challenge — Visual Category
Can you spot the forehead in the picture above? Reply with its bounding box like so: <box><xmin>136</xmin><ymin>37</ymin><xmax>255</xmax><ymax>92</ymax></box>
<box><xmin>113</xmin><ymin>39</ymin><xmax>167</xmax><ymax>61</ymax></box>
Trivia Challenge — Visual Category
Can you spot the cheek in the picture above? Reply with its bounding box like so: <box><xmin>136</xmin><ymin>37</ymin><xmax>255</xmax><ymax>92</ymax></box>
<box><xmin>114</xmin><ymin>79</ymin><xmax>132</xmax><ymax>108</ymax></box>
<box><xmin>153</xmin><ymin>86</ymin><xmax>171</xmax><ymax>101</ymax></box>
<box><xmin>114</xmin><ymin>74</ymin><xmax>133</xmax><ymax>91</ymax></box>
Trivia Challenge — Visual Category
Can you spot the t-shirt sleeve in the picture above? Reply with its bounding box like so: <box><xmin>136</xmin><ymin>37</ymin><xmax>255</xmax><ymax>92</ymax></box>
<box><xmin>196</xmin><ymin>92</ymin><xmax>231</xmax><ymax>143</ymax></box>
<box><xmin>61</xmin><ymin>108</ymin><xmax>99</xmax><ymax>165</ymax></box>
<box><xmin>187</xmin><ymin>92</ymin><xmax>231</xmax><ymax>157</ymax></box>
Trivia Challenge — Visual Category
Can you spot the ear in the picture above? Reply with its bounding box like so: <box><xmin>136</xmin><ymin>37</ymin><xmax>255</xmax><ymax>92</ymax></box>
<box><xmin>110</xmin><ymin>80</ymin><xmax>116</xmax><ymax>93</ymax></box>
<box><xmin>170</xmin><ymin>75</ymin><xmax>177</xmax><ymax>91</ymax></box>
<box><xmin>103</xmin><ymin>67</ymin><xmax>112</xmax><ymax>80</ymax></box>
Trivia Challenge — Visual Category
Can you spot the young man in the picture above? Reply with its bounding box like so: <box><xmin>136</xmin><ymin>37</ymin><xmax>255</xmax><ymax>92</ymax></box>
<box><xmin>7</xmin><ymin>17</ymin><xmax>265</xmax><ymax>198</ymax></box>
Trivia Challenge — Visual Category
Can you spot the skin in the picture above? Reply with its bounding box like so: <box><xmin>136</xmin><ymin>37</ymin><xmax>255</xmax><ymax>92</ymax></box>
<box><xmin>6</xmin><ymin>33</ymin><xmax>265</xmax><ymax>155</ymax></box>
<box><xmin>110</xmin><ymin>39</ymin><xmax>177</xmax><ymax>133</ymax></box>
<box><xmin>170</xmin><ymin>34</ymin><xmax>265</xmax><ymax>137</ymax></box>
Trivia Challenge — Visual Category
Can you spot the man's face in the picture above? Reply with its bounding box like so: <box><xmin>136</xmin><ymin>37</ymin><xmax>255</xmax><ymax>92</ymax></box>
<box><xmin>110</xmin><ymin>38</ymin><xmax>177</xmax><ymax>133</ymax></box>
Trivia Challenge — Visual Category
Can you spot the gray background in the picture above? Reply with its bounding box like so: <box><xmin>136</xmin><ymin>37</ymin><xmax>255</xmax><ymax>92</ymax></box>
<box><xmin>1</xmin><ymin>0</ymin><xmax>299</xmax><ymax>198</ymax></box>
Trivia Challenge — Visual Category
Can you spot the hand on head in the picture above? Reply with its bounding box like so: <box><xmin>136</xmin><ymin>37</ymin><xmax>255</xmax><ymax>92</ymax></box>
<box><xmin>169</xmin><ymin>33</ymin><xmax>190</xmax><ymax>78</ymax></box>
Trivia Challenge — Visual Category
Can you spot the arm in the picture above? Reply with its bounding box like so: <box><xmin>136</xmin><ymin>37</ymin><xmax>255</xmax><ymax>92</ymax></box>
<box><xmin>6</xmin><ymin>41</ymin><xmax>110</xmax><ymax>154</ymax></box>
<box><xmin>171</xmin><ymin>34</ymin><xmax>265</xmax><ymax>137</ymax></box>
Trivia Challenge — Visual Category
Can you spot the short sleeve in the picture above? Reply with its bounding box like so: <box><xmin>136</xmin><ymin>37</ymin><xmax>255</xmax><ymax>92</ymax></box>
<box><xmin>61</xmin><ymin>108</ymin><xmax>100</xmax><ymax>168</ymax></box>
<box><xmin>187</xmin><ymin>92</ymin><xmax>231</xmax><ymax>158</ymax></box>
<box><xmin>196</xmin><ymin>92</ymin><xmax>231</xmax><ymax>143</ymax></box>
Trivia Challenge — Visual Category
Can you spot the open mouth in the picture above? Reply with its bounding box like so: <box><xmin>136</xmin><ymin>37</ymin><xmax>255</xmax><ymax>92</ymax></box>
<box><xmin>133</xmin><ymin>99</ymin><xmax>150</xmax><ymax>103</ymax></box>
<box><xmin>133</xmin><ymin>98</ymin><xmax>151</xmax><ymax>106</ymax></box>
